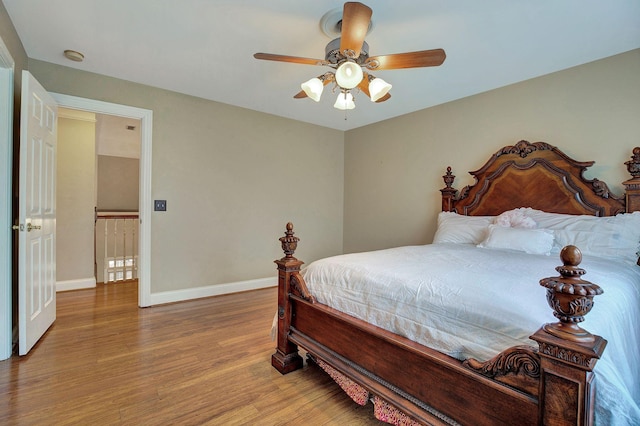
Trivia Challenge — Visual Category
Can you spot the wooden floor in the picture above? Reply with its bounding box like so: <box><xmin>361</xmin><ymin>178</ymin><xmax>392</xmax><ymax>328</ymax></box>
<box><xmin>0</xmin><ymin>281</ymin><xmax>382</xmax><ymax>425</ymax></box>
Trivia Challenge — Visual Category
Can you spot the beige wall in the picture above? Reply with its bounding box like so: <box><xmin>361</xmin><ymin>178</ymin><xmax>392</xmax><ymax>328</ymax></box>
<box><xmin>3</xmin><ymin>2</ymin><xmax>638</xmax><ymax>297</ymax></box>
<box><xmin>343</xmin><ymin>49</ymin><xmax>640</xmax><ymax>253</ymax></box>
<box><xmin>28</xmin><ymin>59</ymin><xmax>345</xmax><ymax>293</ymax></box>
<box><xmin>0</xmin><ymin>1</ymin><xmax>27</xmax><ymax>99</ymax></box>
<box><xmin>56</xmin><ymin>110</ymin><xmax>97</xmax><ymax>283</ymax></box>
<box><xmin>97</xmin><ymin>155</ymin><xmax>139</xmax><ymax>211</ymax></box>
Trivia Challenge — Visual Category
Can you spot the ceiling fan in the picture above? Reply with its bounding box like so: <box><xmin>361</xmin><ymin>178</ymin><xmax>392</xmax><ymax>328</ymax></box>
<box><xmin>254</xmin><ymin>2</ymin><xmax>446</xmax><ymax>110</ymax></box>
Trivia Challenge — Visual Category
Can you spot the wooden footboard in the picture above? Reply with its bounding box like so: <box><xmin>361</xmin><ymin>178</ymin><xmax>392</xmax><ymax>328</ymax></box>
<box><xmin>272</xmin><ymin>224</ymin><xmax>606</xmax><ymax>426</ymax></box>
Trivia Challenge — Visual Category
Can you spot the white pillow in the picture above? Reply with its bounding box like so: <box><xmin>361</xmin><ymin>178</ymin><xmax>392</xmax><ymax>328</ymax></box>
<box><xmin>519</xmin><ymin>208</ymin><xmax>640</xmax><ymax>263</ymax></box>
<box><xmin>433</xmin><ymin>212</ymin><xmax>494</xmax><ymax>245</ymax></box>
<box><xmin>478</xmin><ymin>225</ymin><xmax>555</xmax><ymax>255</ymax></box>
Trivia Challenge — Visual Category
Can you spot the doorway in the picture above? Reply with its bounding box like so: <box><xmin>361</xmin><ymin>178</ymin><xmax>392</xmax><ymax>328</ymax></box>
<box><xmin>57</xmin><ymin>109</ymin><xmax>141</xmax><ymax>288</ymax></box>
<box><xmin>51</xmin><ymin>93</ymin><xmax>153</xmax><ymax>307</ymax></box>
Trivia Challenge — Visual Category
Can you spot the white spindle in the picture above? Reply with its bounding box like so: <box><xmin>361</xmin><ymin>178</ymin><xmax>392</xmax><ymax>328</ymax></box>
<box><xmin>132</xmin><ymin>221</ymin><xmax>137</xmax><ymax>278</ymax></box>
<box><xmin>113</xmin><ymin>219</ymin><xmax>118</xmax><ymax>280</ymax></box>
<box><xmin>103</xmin><ymin>219</ymin><xmax>108</xmax><ymax>281</ymax></box>
<box><xmin>122</xmin><ymin>219</ymin><xmax>127</xmax><ymax>279</ymax></box>
<box><xmin>97</xmin><ymin>213</ymin><xmax>140</xmax><ymax>283</ymax></box>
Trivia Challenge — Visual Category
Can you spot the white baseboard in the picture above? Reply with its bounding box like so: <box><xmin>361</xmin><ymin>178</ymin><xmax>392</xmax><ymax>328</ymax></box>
<box><xmin>56</xmin><ymin>277</ymin><xmax>97</xmax><ymax>292</ymax></box>
<box><xmin>149</xmin><ymin>277</ymin><xmax>276</xmax><ymax>306</ymax></box>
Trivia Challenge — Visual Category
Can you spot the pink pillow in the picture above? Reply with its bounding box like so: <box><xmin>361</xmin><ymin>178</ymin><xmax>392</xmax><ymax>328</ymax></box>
<box><xmin>495</xmin><ymin>209</ymin><xmax>537</xmax><ymax>229</ymax></box>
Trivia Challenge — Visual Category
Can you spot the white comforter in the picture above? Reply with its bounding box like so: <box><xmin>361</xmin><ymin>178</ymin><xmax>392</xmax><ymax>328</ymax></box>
<box><xmin>301</xmin><ymin>243</ymin><xmax>640</xmax><ymax>425</ymax></box>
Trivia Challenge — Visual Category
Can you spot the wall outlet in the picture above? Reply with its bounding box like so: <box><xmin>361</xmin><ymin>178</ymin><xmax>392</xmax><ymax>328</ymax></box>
<box><xmin>154</xmin><ymin>200</ymin><xmax>167</xmax><ymax>211</ymax></box>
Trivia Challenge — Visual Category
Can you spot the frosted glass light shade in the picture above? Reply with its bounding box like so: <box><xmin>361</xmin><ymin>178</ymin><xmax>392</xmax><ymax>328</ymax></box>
<box><xmin>369</xmin><ymin>77</ymin><xmax>392</xmax><ymax>102</ymax></box>
<box><xmin>335</xmin><ymin>61</ymin><xmax>363</xmax><ymax>90</ymax></box>
<box><xmin>334</xmin><ymin>92</ymin><xmax>355</xmax><ymax>110</ymax></box>
<box><xmin>301</xmin><ymin>77</ymin><xmax>324</xmax><ymax>102</ymax></box>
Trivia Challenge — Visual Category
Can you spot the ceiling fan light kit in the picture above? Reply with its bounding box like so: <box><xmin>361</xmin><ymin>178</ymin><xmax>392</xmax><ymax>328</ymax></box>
<box><xmin>301</xmin><ymin>77</ymin><xmax>324</xmax><ymax>102</ymax></box>
<box><xmin>335</xmin><ymin>61</ymin><xmax>363</xmax><ymax>89</ymax></box>
<box><xmin>254</xmin><ymin>2</ymin><xmax>446</xmax><ymax>114</ymax></box>
<box><xmin>334</xmin><ymin>91</ymin><xmax>356</xmax><ymax>110</ymax></box>
<box><xmin>368</xmin><ymin>76</ymin><xmax>392</xmax><ymax>102</ymax></box>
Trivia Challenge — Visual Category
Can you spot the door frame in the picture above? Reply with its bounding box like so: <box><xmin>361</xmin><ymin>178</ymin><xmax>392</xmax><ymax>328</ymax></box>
<box><xmin>52</xmin><ymin>94</ymin><xmax>153</xmax><ymax>307</ymax></box>
<box><xmin>0</xmin><ymin>35</ymin><xmax>15</xmax><ymax>360</ymax></box>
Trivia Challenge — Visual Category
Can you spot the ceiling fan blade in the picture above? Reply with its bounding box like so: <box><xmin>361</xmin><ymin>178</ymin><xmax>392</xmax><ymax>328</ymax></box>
<box><xmin>365</xmin><ymin>49</ymin><xmax>446</xmax><ymax>70</ymax></box>
<box><xmin>254</xmin><ymin>53</ymin><xmax>328</xmax><ymax>66</ymax></box>
<box><xmin>375</xmin><ymin>93</ymin><xmax>391</xmax><ymax>103</ymax></box>
<box><xmin>357</xmin><ymin>72</ymin><xmax>371</xmax><ymax>97</ymax></box>
<box><xmin>339</xmin><ymin>2</ymin><xmax>372</xmax><ymax>59</ymax></box>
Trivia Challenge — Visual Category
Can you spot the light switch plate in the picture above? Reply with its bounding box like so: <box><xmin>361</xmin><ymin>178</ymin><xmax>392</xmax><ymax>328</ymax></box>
<box><xmin>154</xmin><ymin>200</ymin><xmax>167</xmax><ymax>211</ymax></box>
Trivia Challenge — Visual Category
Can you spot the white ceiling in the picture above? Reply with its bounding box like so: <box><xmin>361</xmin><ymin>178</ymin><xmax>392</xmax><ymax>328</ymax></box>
<box><xmin>4</xmin><ymin>0</ymin><xmax>640</xmax><ymax>131</ymax></box>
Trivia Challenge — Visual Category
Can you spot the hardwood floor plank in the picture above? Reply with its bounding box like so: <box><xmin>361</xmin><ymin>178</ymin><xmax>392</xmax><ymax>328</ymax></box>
<box><xmin>0</xmin><ymin>281</ymin><xmax>382</xmax><ymax>424</ymax></box>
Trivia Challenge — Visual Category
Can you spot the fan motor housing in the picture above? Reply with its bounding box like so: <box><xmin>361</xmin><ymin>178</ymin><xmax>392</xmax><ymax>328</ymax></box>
<box><xmin>325</xmin><ymin>38</ymin><xmax>369</xmax><ymax>66</ymax></box>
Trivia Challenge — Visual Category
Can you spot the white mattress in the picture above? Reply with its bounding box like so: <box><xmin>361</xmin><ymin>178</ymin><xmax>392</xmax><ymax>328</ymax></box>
<box><xmin>301</xmin><ymin>243</ymin><xmax>640</xmax><ymax>426</ymax></box>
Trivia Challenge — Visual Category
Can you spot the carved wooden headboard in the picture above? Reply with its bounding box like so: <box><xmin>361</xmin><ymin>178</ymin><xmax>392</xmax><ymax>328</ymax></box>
<box><xmin>441</xmin><ymin>140</ymin><xmax>640</xmax><ymax>216</ymax></box>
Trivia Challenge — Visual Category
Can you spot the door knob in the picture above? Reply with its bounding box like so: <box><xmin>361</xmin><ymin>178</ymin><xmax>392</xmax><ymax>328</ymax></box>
<box><xmin>26</xmin><ymin>223</ymin><xmax>41</xmax><ymax>232</ymax></box>
<box><xmin>12</xmin><ymin>224</ymin><xmax>21</xmax><ymax>231</ymax></box>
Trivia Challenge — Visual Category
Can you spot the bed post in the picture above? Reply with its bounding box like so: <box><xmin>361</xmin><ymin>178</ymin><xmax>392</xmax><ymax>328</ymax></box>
<box><xmin>440</xmin><ymin>166</ymin><xmax>457</xmax><ymax>212</ymax></box>
<box><xmin>530</xmin><ymin>245</ymin><xmax>606</xmax><ymax>425</ymax></box>
<box><xmin>623</xmin><ymin>147</ymin><xmax>640</xmax><ymax>213</ymax></box>
<box><xmin>271</xmin><ymin>222</ymin><xmax>304</xmax><ymax>374</ymax></box>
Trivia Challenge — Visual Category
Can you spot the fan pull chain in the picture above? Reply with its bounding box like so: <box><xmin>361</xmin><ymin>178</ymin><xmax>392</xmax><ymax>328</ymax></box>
<box><xmin>344</xmin><ymin>91</ymin><xmax>349</xmax><ymax>120</ymax></box>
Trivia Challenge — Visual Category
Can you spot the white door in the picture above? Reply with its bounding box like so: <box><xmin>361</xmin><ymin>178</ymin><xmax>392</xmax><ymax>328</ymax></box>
<box><xmin>18</xmin><ymin>71</ymin><xmax>57</xmax><ymax>355</ymax></box>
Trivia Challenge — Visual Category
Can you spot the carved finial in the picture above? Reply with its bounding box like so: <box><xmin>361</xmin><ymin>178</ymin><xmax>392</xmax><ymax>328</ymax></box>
<box><xmin>498</xmin><ymin>140</ymin><xmax>554</xmax><ymax>158</ymax></box>
<box><xmin>442</xmin><ymin>166</ymin><xmax>455</xmax><ymax>189</ymax></box>
<box><xmin>279</xmin><ymin>222</ymin><xmax>299</xmax><ymax>259</ymax></box>
<box><xmin>440</xmin><ymin>167</ymin><xmax>458</xmax><ymax>212</ymax></box>
<box><xmin>555</xmin><ymin>245</ymin><xmax>586</xmax><ymax>277</ymax></box>
<box><xmin>625</xmin><ymin>147</ymin><xmax>640</xmax><ymax>178</ymax></box>
<box><xmin>560</xmin><ymin>244</ymin><xmax>581</xmax><ymax>264</ymax></box>
<box><xmin>540</xmin><ymin>245</ymin><xmax>603</xmax><ymax>343</ymax></box>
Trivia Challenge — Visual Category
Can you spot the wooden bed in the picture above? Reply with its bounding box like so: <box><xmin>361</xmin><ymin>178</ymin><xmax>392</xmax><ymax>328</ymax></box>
<box><xmin>272</xmin><ymin>140</ymin><xmax>640</xmax><ymax>425</ymax></box>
